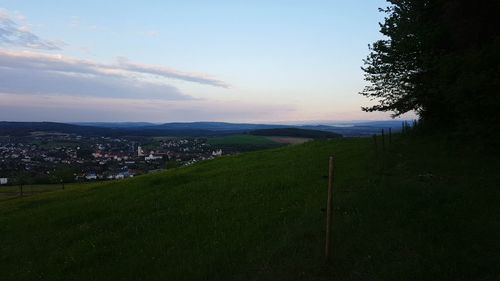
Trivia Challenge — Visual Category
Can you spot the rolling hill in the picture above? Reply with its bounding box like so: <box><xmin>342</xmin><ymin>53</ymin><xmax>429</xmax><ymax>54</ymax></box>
<box><xmin>249</xmin><ymin>128</ymin><xmax>342</xmax><ymax>139</ymax></box>
<box><xmin>0</xmin><ymin>121</ymin><xmax>411</xmax><ymax>138</ymax></box>
<box><xmin>0</xmin><ymin>122</ymin><xmax>237</xmax><ymax>137</ymax></box>
<box><xmin>1</xmin><ymin>135</ymin><xmax>498</xmax><ymax>280</ymax></box>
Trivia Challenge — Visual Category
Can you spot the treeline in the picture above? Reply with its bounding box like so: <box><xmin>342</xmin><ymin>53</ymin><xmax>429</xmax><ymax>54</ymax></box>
<box><xmin>250</xmin><ymin>128</ymin><xmax>342</xmax><ymax>139</ymax></box>
<box><xmin>361</xmin><ymin>0</ymin><xmax>499</xmax><ymax>137</ymax></box>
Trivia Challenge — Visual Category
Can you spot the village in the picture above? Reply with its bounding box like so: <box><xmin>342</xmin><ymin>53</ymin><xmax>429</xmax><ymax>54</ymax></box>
<box><xmin>0</xmin><ymin>134</ymin><xmax>223</xmax><ymax>186</ymax></box>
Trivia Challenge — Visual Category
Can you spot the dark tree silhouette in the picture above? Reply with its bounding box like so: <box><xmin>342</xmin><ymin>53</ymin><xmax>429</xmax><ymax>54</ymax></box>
<box><xmin>360</xmin><ymin>1</ymin><xmax>427</xmax><ymax>116</ymax></box>
<box><xmin>361</xmin><ymin>0</ymin><xmax>500</xmax><ymax>135</ymax></box>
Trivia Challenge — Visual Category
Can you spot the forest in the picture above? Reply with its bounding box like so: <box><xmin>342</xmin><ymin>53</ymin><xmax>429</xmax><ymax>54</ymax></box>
<box><xmin>361</xmin><ymin>0</ymin><xmax>499</xmax><ymax>139</ymax></box>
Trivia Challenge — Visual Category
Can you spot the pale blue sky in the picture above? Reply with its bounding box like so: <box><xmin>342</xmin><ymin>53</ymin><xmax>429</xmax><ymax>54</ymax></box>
<box><xmin>0</xmin><ymin>1</ymin><xmax>408</xmax><ymax>123</ymax></box>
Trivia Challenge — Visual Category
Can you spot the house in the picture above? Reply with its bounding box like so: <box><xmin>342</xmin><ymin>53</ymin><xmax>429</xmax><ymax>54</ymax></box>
<box><xmin>145</xmin><ymin>153</ymin><xmax>162</xmax><ymax>161</ymax></box>
<box><xmin>212</xmin><ymin>149</ymin><xmax>223</xmax><ymax>157</ymax></box>
<box><xmin>0</xmin><ymin>178</ymin><xmax>8</xmax><ymax>185</ymax></box>
<box><xmin>115</xmin><ymin>171</ymin><xmax>131</xmax><ymax>179</ymax></box>
<box><xmin>85</xmin><ymin>173</ymin><xmax>97</xmax><ymax>180</ymax></box>
<box><xmin>137</xmin><ymin>146</ymin><xmax>145</xmax><ymax>157</ymax></box>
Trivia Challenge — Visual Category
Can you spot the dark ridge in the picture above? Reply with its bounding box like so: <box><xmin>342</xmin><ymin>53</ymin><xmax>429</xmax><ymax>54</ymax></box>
<box><xmin>0</xmin><ymin>122</ymin><xmax>243</xmax><ymax>137</ymax></box>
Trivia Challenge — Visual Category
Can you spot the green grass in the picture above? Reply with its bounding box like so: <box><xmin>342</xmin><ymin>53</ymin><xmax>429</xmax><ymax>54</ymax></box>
<box><xmin>0</xmin><ymin>135</ymin><xmax>499</xmax><ymax>280</ymax></box>
<box><xmin>207</xmin><ymin>134</ymin><xmax>277</xmax><ymax>145</ymax></box>
<box><xmin>0</xmin><ymin>183</ymin><xmax>91</xmax><ymax>200</ymax></box>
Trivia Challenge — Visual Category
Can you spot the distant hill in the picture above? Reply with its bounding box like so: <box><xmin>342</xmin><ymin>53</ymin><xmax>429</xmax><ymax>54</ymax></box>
<box><xmin>149</xmin><ymin>122</ymin><xmax>288</xmax><ymax>131</ymax></box>
<box><xmin>249</xmin><ymin>127</ymin><xmax>342</xmax><ymax>139</ymax></box>
<box><xmin>0</xmin><ymin>120</ymin><xmax>411</xmax><ymax>137</ymax></box>
<box><xmin>0</xmin><ymin>122</ymin><xmax>112</xmax><ymax>136</ymax></box>
<box><xmin>73</xmin><ymin>122</ymin><xmax>158</xmax><ymax>128</ymax></box>
<box><xmin>0</xmin><ymin>122</ymin><xmax>234</xmax><ymax>137</ymax></box>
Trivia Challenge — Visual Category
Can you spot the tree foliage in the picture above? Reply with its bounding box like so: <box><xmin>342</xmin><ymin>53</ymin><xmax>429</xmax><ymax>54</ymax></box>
<box><xmin>361</xmin><ymin>0</ymin><xmax>500</xmax><ymax>135</ymax></box>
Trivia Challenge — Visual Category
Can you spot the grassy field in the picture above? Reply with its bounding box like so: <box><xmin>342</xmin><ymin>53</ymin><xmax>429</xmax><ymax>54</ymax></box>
<box><xmin>0</xmin><ymin>135</ymin><xmax>499</xmax><ymax>280</ymax></box>
<box><xmin>207</xmin><ymin>134</ymin><xmax>283</xmax><ymax>153</ymax></box>
<box><xmin>268</xmin><ymin>136</ymin><xmax>311</xmax><ymax>145</ymax></box>
<box><xmin>207</xmin><ymin>134</ymin><xmax>278</xmax><ymax>145</ymax></box>
<box><xmin>0</xmin><ymin>183</ymin><xmax>90</xmax><ymax>200</ymax></box>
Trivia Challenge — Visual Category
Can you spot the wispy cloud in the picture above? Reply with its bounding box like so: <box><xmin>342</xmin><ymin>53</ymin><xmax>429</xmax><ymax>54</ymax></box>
<box><xmin>140</xmin><ymin>30</ymin><xmax>160</xmax><ymax>37</ymax></box>
<box><xmin>0</xmin><ymin>50</ymin><xmax>183</xmax><ymax>100</ymax></box>
<box><xmin>0</xmin><ymin>9</ymin><xmax>64</xmax><ymax>50</ymax></box>
<box><xmin>0</xmin><ymin>93</ymin><xmax>295</xmax><ymax>122</ymax></box>
<box><xmin>68</xmin><ymin>16</ymin><xmax>80</xmax><ymax>28</ymax></box>
<box><xmin>0</xmin><ymin>62</ymin><xmax>188</xmax><ymax>100</ymax></box>
<box><xmin>0</xmin><ymin>50</ymin><xmax>229</xmax><ymax>89</ymax></box>
<box><xmin>116</xmin><ymin>57</ymin><xmax>229</xmax><ymax>88</ymax></box>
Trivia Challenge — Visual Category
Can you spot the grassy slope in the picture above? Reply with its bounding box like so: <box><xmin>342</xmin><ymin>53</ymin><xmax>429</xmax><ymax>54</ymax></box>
<box><xmin>0</xmin><ymin>183</ymin><xmax>82</xmax><ymax>200</ymax></box>
<box><xmin>207</xmin><ymin>134</ymin><xmax>277</xmax><ymax>145</ymax></box>
<box><xmin>0</xmin><ymin>136</ymin><xmax>499</xmax><ymax>281</ymax></box>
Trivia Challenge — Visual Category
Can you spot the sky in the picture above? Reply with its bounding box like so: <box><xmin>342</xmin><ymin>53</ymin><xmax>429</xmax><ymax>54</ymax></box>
<box><xmin>0</xmin><ymin>0</ymin><xmax>411</xmax><ymax>123</ymax></box>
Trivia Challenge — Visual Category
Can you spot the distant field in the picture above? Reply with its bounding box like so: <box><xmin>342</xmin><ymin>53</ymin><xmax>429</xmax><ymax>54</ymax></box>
<box><xmin>250</xmin><ymin>127</ymin><xmax>342</xmax><ymax>139</ymax></box>
<box><xmin>151</xmin><ymin>136</ymin><xmax>176</xmax><ymax>141</ymax></box>
<box><xmin>207</xmin><ymin>134</ymin><xmax>277</xmax><ymax>145</ymax></box>
<box><xmin>208</xmin><ymin>134</ymin><xmax>312</xmax><ymax>146</ymax></box>
<box><xmin>267</xmin><ymin>136</ymin><xmax>311</xmax><ymax>145</ymax></box>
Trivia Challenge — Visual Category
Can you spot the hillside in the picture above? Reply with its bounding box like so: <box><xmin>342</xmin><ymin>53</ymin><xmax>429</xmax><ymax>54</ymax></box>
<box><xmin>0</xmin><ymin>122</ymin><xmax>235</xmax><ymax>137</ymax></box>
<box><xmin>249</xmin><ymin>128</ymin><xmax>342</xmax><ymax>139</ymax></box>
<box><xmin>1</xmin><ymin>136</ymin><xmax>499</xmax><ymax>280</ymax></box>
<box><xmin>1</xmin><ymin>121</ymin><xmax>410</xmax><ymax>138</ymax></box>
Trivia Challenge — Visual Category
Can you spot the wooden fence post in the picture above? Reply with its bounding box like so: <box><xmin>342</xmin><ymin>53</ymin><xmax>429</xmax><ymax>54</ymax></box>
<box><xmin>325</xmin><ymin>156</ymin><xmax>334</xmax><ymax>260</ymax></box>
